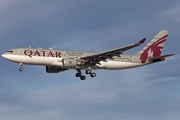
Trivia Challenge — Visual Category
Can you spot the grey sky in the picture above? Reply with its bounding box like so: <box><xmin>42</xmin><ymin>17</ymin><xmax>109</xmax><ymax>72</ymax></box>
<box><xmin>0</xmin><ymin>0</ymin><xmax>180</xmax><ymax>120</ymax></box>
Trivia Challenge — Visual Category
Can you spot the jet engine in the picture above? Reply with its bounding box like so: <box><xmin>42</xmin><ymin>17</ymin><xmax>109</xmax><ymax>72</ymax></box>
<box><xmin>46</xmin><ymin>66</ymin><xmax>67</xmax><ymax>73</ymax></box>
<box><xmin>50</xmin><ymin>58</ymin><xmax>84</xmax><ymax>69</ymax></box>
<box><xmin>62</xmin><ymin>58</ymin><xmax>77</xmax><ymax>68</ymax></box>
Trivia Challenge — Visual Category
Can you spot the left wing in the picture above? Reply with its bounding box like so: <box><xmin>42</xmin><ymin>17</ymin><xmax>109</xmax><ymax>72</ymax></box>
<box><xmin>79</xmin><ymin>38</ymin><xmax>146</xmax><ymax>64</ymax></box>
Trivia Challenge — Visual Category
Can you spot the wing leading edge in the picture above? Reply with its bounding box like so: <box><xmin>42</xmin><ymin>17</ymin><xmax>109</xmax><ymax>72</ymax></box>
<box><xmin>79</xmin><ymin>38</ymin><xmax>146</xmax><ymax>64</ymax></box>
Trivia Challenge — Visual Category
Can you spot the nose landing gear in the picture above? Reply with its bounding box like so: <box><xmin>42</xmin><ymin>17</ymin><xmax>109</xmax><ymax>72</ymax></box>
<box><xmin>19</xmin><ymin>67</ymin><xmax>23</xmax><ymax>71</ymax></box>
<box><xmin>19</xmin><ymin>63</ymin><xmax>23</xmax><ymax>71</ymax></box>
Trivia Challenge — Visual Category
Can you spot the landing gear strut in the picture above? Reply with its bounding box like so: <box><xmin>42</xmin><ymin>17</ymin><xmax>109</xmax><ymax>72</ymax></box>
<box><xmin>19</xmin><ymin>63</ymin><xmax>23</xmax><ymax>71</ymax></box>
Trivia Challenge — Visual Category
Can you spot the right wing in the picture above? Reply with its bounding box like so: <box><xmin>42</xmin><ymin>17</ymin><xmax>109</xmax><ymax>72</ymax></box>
<box><xmin>79</xmin><ymin>38</ymin><xmax>146</xmax><ymax>64</ymax></box>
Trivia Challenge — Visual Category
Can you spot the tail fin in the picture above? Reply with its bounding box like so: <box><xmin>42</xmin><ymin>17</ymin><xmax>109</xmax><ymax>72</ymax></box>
<box><xmin>137</xmin><ymin>30</ymin><xmax>169</xmax><ymax>63</ymax></box>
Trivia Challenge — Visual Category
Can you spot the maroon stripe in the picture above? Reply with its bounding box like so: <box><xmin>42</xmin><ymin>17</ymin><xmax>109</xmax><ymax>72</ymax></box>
<box><xmin>154</xmin><ymin>34</ymin><xmax>168</xmax><ymax>44</ymax></box>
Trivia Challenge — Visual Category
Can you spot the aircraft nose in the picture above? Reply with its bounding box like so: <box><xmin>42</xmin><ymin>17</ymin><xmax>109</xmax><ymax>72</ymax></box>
<box><xmin>2</xmin><ymin>53</ymin><xmax>6</xmax><ymax>58</ymax></box>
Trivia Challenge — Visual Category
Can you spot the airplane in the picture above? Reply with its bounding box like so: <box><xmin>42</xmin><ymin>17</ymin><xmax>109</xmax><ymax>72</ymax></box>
<box><xmin>2</xmin><ymin>30</ymin><xmax>175</xmax><ymax>80</ymax></box>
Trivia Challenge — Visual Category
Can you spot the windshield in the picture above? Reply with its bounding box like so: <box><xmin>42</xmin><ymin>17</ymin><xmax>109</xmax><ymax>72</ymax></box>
<box><xmin>6</xmin><ymin>50</ymin><xmax>13</xmax><ymax>53</ymax></box>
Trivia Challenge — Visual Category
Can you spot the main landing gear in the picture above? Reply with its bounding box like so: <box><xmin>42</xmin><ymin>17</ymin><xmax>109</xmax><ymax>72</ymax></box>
<box><xmin>75</xmin><ymin>70</ymin><xmax>86</xmax><ymax>80</ymax></box>
<box><xmin>85</xmin><ymin>69</ymin><xmax>96</xmax><ymax>77</ymax></box>
<box><xmin>75</xmin><ymin>69</ymin><xmax>96</xmax><ymax>80</ymax></box>
<box><xmin>19</xmin><ymin>63</ymin><xmax>23</xmax><ymax>71</ymax></box>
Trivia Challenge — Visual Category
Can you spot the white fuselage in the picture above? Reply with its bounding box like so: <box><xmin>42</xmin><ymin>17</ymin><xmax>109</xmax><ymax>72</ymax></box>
<box><xmin>2</xmin><ymin>48</ymin><xmax>147</xmax><ymax>70</ymax></box>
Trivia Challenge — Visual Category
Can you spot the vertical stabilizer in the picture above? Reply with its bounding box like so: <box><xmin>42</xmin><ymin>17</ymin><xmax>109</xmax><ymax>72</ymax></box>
<box><xmin>137</xmin><ymin>30</ymin><xmax>169</xmax><ymax>63</ymax></box>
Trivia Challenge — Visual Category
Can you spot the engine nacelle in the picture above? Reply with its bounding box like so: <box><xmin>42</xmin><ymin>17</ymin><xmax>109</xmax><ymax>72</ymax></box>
<box><xmin>62</xmin><ymin>58</ymin><xmax>77</xmax><ymax>68</ymax></box>
<box><xmin>46</xmin><ymin>66</ymin><xmax>66</xmax><ymax>73</ymax></box>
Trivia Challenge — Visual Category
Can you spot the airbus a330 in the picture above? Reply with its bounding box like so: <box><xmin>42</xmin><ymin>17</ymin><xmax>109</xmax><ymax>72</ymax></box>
<box><xmin>2</xmin><ymin>30</ymin><xmax>175</xmax><ymax>80</ymax></box>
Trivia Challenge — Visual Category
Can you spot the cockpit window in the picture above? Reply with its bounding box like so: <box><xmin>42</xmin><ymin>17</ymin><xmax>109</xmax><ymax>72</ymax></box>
<box><xmin>7</xmin><ymin>51</ymin><xmax>13</xmax><ymax>53</ymax></box>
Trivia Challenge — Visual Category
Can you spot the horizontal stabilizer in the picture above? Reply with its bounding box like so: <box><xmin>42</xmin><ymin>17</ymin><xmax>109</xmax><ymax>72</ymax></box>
<box><xmin>148</xmin><ymin>54</ymin><xmax>175</xmax><ymax>63</ymax></box>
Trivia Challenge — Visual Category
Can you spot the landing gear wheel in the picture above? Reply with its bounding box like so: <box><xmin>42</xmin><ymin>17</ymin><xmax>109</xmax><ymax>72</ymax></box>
<box><xmin>90</xmin><ymin>72</ymin><xmax>96</xmax><ymax>77</ymax></box>
<box><xmin>19</xmin><ymin>67</ymin><xmax>23</xmax><ymax>71</ymax></box>
<box><xmin>75</xmin><ymin>73</ymin><xmax>81</xmax><ymax>77</ymax></box>
<box><xmin>19</xmin><ymin>63</ymin><xmax>23</xmax><ymax>71</ymax></box>
<box><xmin>85</xmin><ymin>69</ymin><xmax>91</xmax><ymax>74</ymax></box>
<box><xmin>80</xmin><ymin>76</ymin><xmax>86</xmax><ymax>80</ymax></box>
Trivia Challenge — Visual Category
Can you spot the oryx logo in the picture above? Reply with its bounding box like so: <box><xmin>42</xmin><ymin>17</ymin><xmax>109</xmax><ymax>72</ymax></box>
<box><xmin>140</xmin><ymin>35</ymin><xmax>168</xmax><ymax>63</ymax></box>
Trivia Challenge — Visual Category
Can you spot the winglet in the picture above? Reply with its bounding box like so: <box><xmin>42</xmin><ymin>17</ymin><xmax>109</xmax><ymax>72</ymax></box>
<box><xmin>138</xmin><ymin>38</ymin><xmax>146</xmax><ymax>44</ymax></box>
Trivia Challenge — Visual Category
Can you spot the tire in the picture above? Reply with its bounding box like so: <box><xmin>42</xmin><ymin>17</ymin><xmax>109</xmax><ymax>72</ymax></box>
<box><xmin>80</xmin><ymin>76</ymin><xmax>86</xmax><ymax>80</ymax></box>
<box><xmin>85</xmin><ymin>70</ymin><xmax>91</xmax><ymax>74</ymax></box>
<box><xmin>76</xmin><ymin>73</ymin><xmax>81</xmax><ymax>77</ymax></box>
<box><xmin>19</xmin><ymin>67</ymin><xmax>23</xmax><ymax>71</ymax></box>
<box><xmin>90</xmin><ymin>72</ymin><xmax>96</xmax><ymax>77</ymax></box>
